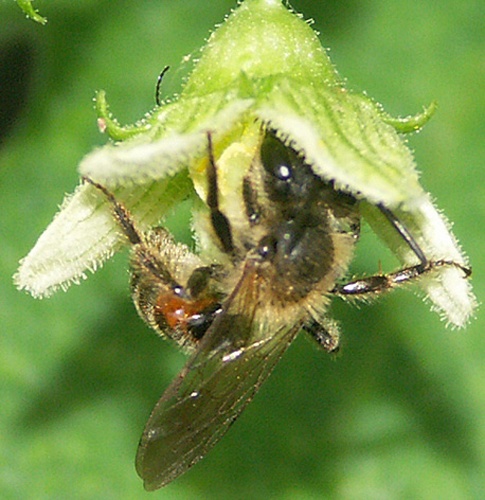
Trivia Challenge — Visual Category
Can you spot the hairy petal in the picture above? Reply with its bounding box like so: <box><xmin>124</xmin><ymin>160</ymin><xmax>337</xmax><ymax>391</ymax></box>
<box><xmin>14</xmin><ymin>174</ymin><xmax>191</xmax><ymax>297</ymax></box>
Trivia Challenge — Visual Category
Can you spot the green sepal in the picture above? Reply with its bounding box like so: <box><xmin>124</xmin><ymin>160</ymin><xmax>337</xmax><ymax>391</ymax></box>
<box><xmin>382</xmin><ymin>101</ymin><xmax>438</xmax><ymax>134</ymax></box>
<box><xmin>95</xmin><ymin>90</ymin><xmax>151</xmax><ymax>141</ymax></box>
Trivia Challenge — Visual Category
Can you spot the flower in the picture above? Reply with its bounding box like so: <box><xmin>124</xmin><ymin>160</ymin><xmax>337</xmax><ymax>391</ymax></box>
<box><xmin>14</xmin><ymin>0</ymin><xmax>476</xmax><ymax>327</ymax></box>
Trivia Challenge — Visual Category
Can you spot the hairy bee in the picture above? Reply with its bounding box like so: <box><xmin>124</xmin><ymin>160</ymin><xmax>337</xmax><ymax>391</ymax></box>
<box><xmin>85</xmin><ymin>128</ymin><xmax>469</xmax><ymax>491</ymax></box>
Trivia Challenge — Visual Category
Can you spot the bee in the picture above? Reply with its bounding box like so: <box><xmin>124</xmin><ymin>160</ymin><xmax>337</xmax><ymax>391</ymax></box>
<box><xmin>84</xmin><ymin>127</ymin><xmax>470</xmax><ymax>491</ymax></box>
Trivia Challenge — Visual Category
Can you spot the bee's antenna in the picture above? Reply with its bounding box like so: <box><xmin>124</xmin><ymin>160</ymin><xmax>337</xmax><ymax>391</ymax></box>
<box><xmin>155</xmin><ymin>66</ymin><xmax>170</xmax><ymax>107</ymax></box>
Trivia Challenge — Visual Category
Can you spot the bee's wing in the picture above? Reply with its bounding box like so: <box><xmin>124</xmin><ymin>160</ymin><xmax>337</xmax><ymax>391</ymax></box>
<box><xmin>135</xmin><ymin>262</ymin><xmax>300</xmax><ymax>490</ymax></box>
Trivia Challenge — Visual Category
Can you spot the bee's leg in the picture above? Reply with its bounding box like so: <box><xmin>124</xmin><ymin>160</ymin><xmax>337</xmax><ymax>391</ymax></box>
<box><xmin>377</xmin><ymin>204</ymin><xmax>429</xmax><ymax>271</ymax></box>
<box><xmin>206</xmin><ymin>132</ymin><xmax>234</xmax><ymax>255</ymax></box>
<box><xmin>83</xmin><ymin>177</ymin><xmax>182</xmax><ymax>291</ymax></box>
<box><xmin>332</xmin><ymin>259</ymin><xmax>469</xmax><ymax>298</ymax></box>
<box><xmin>83</xmin><ymin>176</ymin><xmax>142</xmax><ymax>245</ymax></box>
<box><xmin>303</xmin><ymin>318</ymin><xmax>340</xmax><ymax>353</ymax></box>
<box><xmin>332</xmin><ymin>205</ymin><xmax>470</xmax><ymax>298</ymax></box>
<box><xmin>186</xmin><ymin>265</ymin><xmax>225</xmax><ymax>298</ymax></box>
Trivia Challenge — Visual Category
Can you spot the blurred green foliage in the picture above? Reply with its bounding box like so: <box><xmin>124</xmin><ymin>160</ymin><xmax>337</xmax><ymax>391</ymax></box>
<box><xmin>1</xmin><ymin>1</ymin><xmax>483</xmax><ymax>498</ymax></box>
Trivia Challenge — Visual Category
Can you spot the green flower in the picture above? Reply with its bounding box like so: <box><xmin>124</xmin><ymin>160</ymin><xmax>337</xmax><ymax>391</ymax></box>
<box><xmin>14</xmin><ymin>0</ymin><xmax>475</xmax><ymax>327</ymax></box>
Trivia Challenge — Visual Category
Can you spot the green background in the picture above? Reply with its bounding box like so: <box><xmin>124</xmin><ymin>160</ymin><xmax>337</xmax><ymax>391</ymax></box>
<box><xmin>1</xmin><ymin>0</ymin><xmax>483</xmax><ymax>498</ymax></box>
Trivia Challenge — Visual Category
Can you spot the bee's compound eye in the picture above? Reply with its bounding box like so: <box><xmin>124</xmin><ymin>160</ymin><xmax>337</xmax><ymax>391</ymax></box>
<box><xmin>261</xmin><ymin>133</ymin><xmax>294</xmax><ymax>183</ymax></box>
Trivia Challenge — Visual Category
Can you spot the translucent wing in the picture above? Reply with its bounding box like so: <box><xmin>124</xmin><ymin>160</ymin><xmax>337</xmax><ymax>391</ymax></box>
<box><xmin>135</xmin><ymin>262</ymin><xmax>300</xmax><ymax>490</ymax></box>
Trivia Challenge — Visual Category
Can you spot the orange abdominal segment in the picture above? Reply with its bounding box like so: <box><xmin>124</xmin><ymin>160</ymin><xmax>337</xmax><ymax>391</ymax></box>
<box><xmin>155</xmin><ymin>294</ymin><xmax>218</xmax><ymax>332</ymax></box>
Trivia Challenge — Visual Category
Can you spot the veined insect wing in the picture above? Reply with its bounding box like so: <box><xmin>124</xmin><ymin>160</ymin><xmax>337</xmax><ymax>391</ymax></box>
<box><xmin>135</xmin><ymin>261</ymin><xmax>301</xmax><ymax>490</ymax></box>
